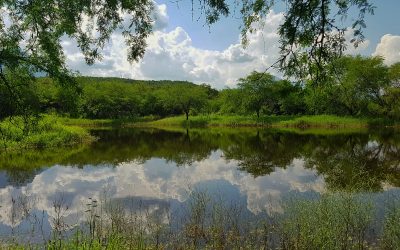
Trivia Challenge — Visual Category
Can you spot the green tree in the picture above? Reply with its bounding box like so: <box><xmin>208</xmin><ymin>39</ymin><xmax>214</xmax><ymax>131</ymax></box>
<box><xmin>216</xmin><ymin>88</ymin><xmax>246</xmax><ymax>115</ymax></box>
<box><xmin>333</xmin><ymin>56</ymin><xmax>389</xmax><ymax>116</ymax></box>
<box><xmin>238</xmin><ymin>71</ymin><xmax>276</xmax><ymax>117</ymax></box>
<box><xmin>0</xmin><ymin>0</ymin><xmax>154</xmax><ymax>125</ymax></box>
<box><xmin>274</xmin><ymin>80</ymin><xmax>306</xmax><ymax>115</ymax></box>
<box><xmin>380</xmin><ymin>63</ymin><xmax>400</xmax><ymax>119</ymax></box>
<box><xmin>162</xmin><ymin>84</ymin><xmax>208</xmax><ymax>120</ymax></box>
<box><xmin>193</xmin><ymin>0</ymin><xmax>375</xmax><ymax>84</ymax></box>
<box><xmin>0</xmin><ymin>0</ymin><xmax>378</xmax><ymax>128</ymax></box>
<box><xmin>389</xmin><ymin>62</ymin><xmax>400</xmax><ymax>86</ymax></box>
<box><xmin>304</xmin><ymin>56</ymin><xmax>391</xmax><ymax>116</ymax></box>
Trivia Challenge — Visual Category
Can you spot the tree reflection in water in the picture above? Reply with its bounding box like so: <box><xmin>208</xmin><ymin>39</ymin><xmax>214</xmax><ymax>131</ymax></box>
<box><xmin>0</xmin><ymin>127</ymin><xmax>399</xmax><ymax>192</ymax></box>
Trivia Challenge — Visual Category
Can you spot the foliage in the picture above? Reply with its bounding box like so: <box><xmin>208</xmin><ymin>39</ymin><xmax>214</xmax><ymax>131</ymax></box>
<box><xmin>382</xmin><ymin>198</ymin><xmax>400</xmax><ymax>249</ymax></box>
<box><xmin>3</xmin><ymin>126</ymin><xmax>399</xmax><ymax>192</ymax></box>
<box><xmin>158</xmin><ymin>83</ymin><xmax>209</xmax><ymax>120</ymax></box>
<box><xmin>304</xmin><ymin>56</ymin><xmax>400</xmax><ymax>117</ymax></box>
<box><xmin>279</xmin><ymin>193</ymin><xmax>374</xmax><ymax>249</ymax></box>
<box><xmin>193</xmin><ymin>0</ymin><xmax>375</xmax><ymax>84</ymax></box>
<box><xmin>238</xmin><ymin>71</ymin><xmax>276</xmax><ymax>117</ymax></box>
<box><xmin>0</xmin><ymin>0</ymin><xmax>155</xmax><ymax>128</ymax></box>
<box><xmin>1</xmin><ymin>191</ymin><xmax>399</xmax><ymax>249</ymax></box>
<box><xmin>0</xmin><ymin>115</ymin><xmax>94</xmax><ymax>150</ymax></box>
<box><xmin>0</xmin><ymin>0</ymin><xmax>378</xmax><ymax>126</ymax></box>
<box><xmin>30</xmin><ymin>56</ymin><xmax>400</xmax><ymax>122</ymax></box>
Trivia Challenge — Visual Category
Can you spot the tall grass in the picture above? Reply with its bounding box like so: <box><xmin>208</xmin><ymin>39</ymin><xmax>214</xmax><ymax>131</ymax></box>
<box><xmin>278</xmin><ymin>193</ymin><xmax>375</xmax><ymax>249</ymax></box>
<box><xmin>0</xmin><ymin>115</ymin><xmax>94</xmax><ymax>151</ymax></box>
<box><xmin>1</xmin><ymin>191</ymin><xmax>399</xmax><ymax>249</ymax></box>
<box><xmin>143</xmin><ymin>114</ymin><xmax>384</xmax><ymax>129</ymax></box>
<box><xmin>382</xmin><ymin>198</ymin><xmax>400</xmax><ymax>249</ymax></box>
<box><xmin>276</xmin><ymin>115</ymin><xmax>369</xmax><ymax>128</ymax></box>
<box><xmin>59</xmin><ymin>115</ymin><xmax>159</xmax><ymax>128</ymax></box>
<box><xmin>147</xmin><ymin>114</ymin><xmax>295</xmax><ymax>128</ymax></box>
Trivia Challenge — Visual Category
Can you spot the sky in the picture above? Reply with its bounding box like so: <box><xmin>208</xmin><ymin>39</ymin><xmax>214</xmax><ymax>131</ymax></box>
<box><xmin>62</xmin><ymin>0</ymin><xmax>400</xmax><ymax>89</ymax></box>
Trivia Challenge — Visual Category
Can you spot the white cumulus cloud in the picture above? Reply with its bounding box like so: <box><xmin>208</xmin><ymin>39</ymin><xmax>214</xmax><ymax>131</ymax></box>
<box><xmin>60</xmin><ymin>3</ymin><xmax>376</xmax><ymax>89</ymax></box>
<box><xmin>0</xmin><ymin>151</ymin><xmax>325</xmax><ymax>228</ymax></box>
<box><xmin>62</xmin><ymin>8</ymin><xmax>285</xmax><ymax>89</ymax></box>
<box><xmin>373</xmin><ymin>34</ymin><xmax>400</xmax><ymax>65</ymax></box>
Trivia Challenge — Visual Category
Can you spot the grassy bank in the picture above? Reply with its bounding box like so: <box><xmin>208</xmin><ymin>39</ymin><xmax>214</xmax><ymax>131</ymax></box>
<box><xmin>1</xmin><ymin>114</ymin><xmax>394</xmax><ymax>152</ymax></box>
<box><xmin>2</xmin><ymin>191</ymin><xmax>399</xmax><ymax>249</ymax></box>
<box><xmin>142</xmin><ymin>114</ymin><xmax>394</xmax><ymax>129</ymax></box>
<box><xmin>0</xmin><ymin>116</ymin><xmax>94</xmax><ymax>151</ymax></box>
<box><xmin>59</xmin><ymin>115</ymin><xmax>159</xmax><ymax>128</ymax></box>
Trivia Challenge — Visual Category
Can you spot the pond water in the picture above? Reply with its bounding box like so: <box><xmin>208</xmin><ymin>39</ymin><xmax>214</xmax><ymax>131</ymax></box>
<box><xmin>0</xmin><ymin>127</ymin><xmax>399</xmax><ymax>243</ymax></box>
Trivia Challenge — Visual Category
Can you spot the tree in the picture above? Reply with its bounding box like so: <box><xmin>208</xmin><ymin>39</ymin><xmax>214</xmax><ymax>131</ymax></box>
<box><xmin>193</xmin><ymin>0</ymin><xmax>375</xmax><ymax>85</ymax></box>
<box><xmin>238</xmin><ymin>71</ymin><xmax>276</xmax><ymax>117</ymax></box>
<box><xmin>380</xmin><ymin>63</ymin><xmax>400</xmax><ymax>119</ymax></box>
<box><xmin>389</xmin><ymin>63</ymin><xmax>400</xmax><ymax>87</ymax></box>
<box><xmin>274</xmin><ymin>80</ymin><xmax>306</xmax><ymax>115</ymax></box>
<box><xmin>0</xmin><ymin>0</ymin><xmax>375</xmax><ymax>89</ymax></box>
<box><xmin>216</xmin><ymin>88</ymin><xmax>246</xmax><ymax>115</ymax></box>
<box><xmin>164</xmin><ymin>84</ymin><xmax>208</xmax><ymax>120</ymax></box>
<box><xmin>0</xmin><ymin>0</ymin><xmax>377</xmax><ymax>126</ymax></box>
<box><xmin>0</xmin><ymin>0</ymin><xmax>154</xmax><ymax>123</ymax></box>
<box><xmin>332</xmin><ymin>56</ymin><xmax>389</xmax><ymax>116</ymax></box>
<box><xmin>303</xmin><ymin>55</ymin><xmax>391</xmax><ymax>116</ymax></box>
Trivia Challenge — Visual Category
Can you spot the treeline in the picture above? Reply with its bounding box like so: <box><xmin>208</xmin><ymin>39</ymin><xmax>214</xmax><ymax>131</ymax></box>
<box><xmin>34</xmin><ymin>78</ymin><xmax>217</xmax><ymax>120</ymax></box>
<box><xmin>3</xmin><ymin>55</ymin><xmax>399</xmax><ymax>120</ymax></box>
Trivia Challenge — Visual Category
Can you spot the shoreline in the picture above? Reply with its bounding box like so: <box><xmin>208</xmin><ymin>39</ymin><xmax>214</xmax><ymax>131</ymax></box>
<box><xmin>1</xmin><ymin>114</ymin><xmax>399</xmax><ymax>153</ymax></box>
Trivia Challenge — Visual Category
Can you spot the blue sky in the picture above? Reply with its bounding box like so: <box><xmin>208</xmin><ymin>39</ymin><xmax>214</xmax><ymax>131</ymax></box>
<box><xmin>62</xmin><ymin>0</ymin><xmax>400</xmax><ymax>88</ymax></box>
<box><xmin>157</xmin><ymin>0</ymin><xmax>399</xmax><ymax>53</ymax></box>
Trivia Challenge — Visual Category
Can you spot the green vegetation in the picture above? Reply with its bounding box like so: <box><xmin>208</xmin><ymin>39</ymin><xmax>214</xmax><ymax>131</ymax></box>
<box><xmin>0</xmin><ymin>115</ymin><xmax>94</xmax><ymax>151</ymax></box>
<box><xmin>0</xmin><ymin>1</ymin><xmax>395</xmax><ymax>249</ymax></box>
<box><xmin>25</xmin><ymin>57</ymin><xmax>400</xmax><ymax>124</ymax></box>
<box><xmin>275</xmin><ymin>115</ymin><xmax>370</xmax><ymax>128</ymax></box>
<box><xmin>144</xmin><ymin>114</ymin><xmax>393</xmax><ymax>129</ymax></box>
<box><xmin>145</xmin><ymin>114</ymin><xmax>278</xmax><ymax>127</ymax></box>
<box><xmin>1</xmin><ymin>191</ymin><xmax>399</xmax><ymax>249</ymax></box>
<box><xmin>1</xmin><ymin>128</ymin><xmax>399</xmax><ymax>192</ymax></box>
<box><xmin>1</xmin><ymin>56</ymin><xmax>400</xmax><ymax>150</ymax></box>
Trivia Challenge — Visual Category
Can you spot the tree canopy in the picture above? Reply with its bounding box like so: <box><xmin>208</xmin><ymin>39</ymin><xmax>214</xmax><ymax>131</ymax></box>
<box><xmin>0</xmin><ymin>0</ymin><xmax>375</xmax><ymax>85</ymax></box>
<box><xmin>28</xmin><ymin>55</ymin><xmax>399</xmax><ymax>121</ymax></box>
<box><xmin>0</xmin><ymin>0</ymin><xmax>383</xmax><ymax>129</ymax></box>
<box><xmin>193</xmin><ymin>0</ymin><xmax>375</xmax><ymax>83</ymax></box>
<box><xmin>0</xmin><ymin>0</ymin><xmax>155</xmax><ymax>122</ymax></box>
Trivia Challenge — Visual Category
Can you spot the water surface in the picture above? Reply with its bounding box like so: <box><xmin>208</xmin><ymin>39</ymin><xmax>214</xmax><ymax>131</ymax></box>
<box><xmin>0</xmin><ymin>127</ymin><xmax>399</xmax><ymax>240</ymax></box>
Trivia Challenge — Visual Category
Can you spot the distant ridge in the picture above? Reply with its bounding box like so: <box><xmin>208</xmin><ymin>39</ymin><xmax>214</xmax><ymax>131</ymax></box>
<box><xmin>75</xmin><ymin>76</ymin><xmax>197</xmax><ymax>86</ymax></box>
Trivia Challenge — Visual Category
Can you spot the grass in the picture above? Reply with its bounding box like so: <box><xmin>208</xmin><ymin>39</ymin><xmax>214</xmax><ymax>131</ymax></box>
<box><xmin>60</xmin><ymin>115</ymin><xmax>159</xmax><ymax>128</ymax></box>
<box><xmin>382</xmin><ymin>198</ymin><xmax>400</xmax><ymax>249</ymax></box>
<box><xmin>1</xmin><ymin>191</ymin><xmax>399</xmax><ymax>249</ymax></box>
<box><xmin>142</xmin><ymin>114</ymin><xmax>394</xmax><ymax>130</ymax></box>
<box><xmin>279</xmin><ymin>193</ymin><xmax>375</xmax><ymax>249</ymax></box>
<box><xmin>145</xmin><ymin>114</ymin><xmax>295</xmax><ymax>128</ymax></box>
<box><xmin>275</xmin><ymin>115</ymin><xmax>369</xmax><ymax>128</ymax></box>
<box><xmin>0</xmin><ymin>115</ymin><xmax>94</xmax><ymax>151</ymax></box>
<box><xmin>0</xmin><ymin>113</ymin><xmax>395</xmax><ymax>154</ymax></box>
<box><xmin>30</xmin><ymin>114</ymin><xmax>396</xmax><ymax>131</ymax></box>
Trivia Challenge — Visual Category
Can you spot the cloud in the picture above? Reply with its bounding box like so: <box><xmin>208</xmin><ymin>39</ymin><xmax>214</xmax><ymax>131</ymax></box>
<box><xmin>373</xmin><ymin>34</ymin><xmax>400</xmax><ymax>65</ymax></box>
<box><xmin>343</xmin><ymin>29</ymin><xmax>370</xmax><ymax>55</ymax></box>
<box><xmin>62</xmin><ymin>8</ymin><xmax>285</xmax><ymax>89</ymax></box>
<box><xmin>0</xmin><ymin>151</ymin><xmax>325</xmax><ymax>228</ymax></box>
<box><xmin>137</xmin><ymin>10</ymin><xmax>285</xmax><ymax>88</ymax></box>
<box><xmin>152</xmin><ymin>4</ymin><xmax>169</xmax><ymax>31</ymax></box>
<box><xmin>61</xmin><ymin>4</ymin><xmax>373</xmax><ymax>89</ymax></box>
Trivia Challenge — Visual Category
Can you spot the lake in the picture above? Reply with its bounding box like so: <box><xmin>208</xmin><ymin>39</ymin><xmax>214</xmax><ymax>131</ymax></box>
<box><xmin>0</xmin><ymin>127</ymin><xmax>399</xmax><ymax>247</ymax></box>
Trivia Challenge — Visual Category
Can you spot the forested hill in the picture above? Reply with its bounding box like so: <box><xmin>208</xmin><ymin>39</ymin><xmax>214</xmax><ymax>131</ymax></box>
<box><xmin>11</xmin><ymin>56</ymin><xmax>399</xmax><ymax>121</ymax></box>
<box><xmin>34</xmin><ymin>76</ymin><xmax>215</xmax><ymax>119</ymax></box>
<box><xmin>74</xmin><ymin>76</ymin><xmax>197</xmax><ymax>87</ymax></box>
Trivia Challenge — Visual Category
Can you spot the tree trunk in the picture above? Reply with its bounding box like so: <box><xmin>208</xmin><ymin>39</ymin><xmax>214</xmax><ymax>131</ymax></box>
<box><xmin>185</xmin><ymin>111</ymin><xmax>189</xmax><ymax>120</ymax></box>
<box><xmin>256</xmin><ymin>110</ymin><xmax>260</xmax><ymax>118</ymax></box>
